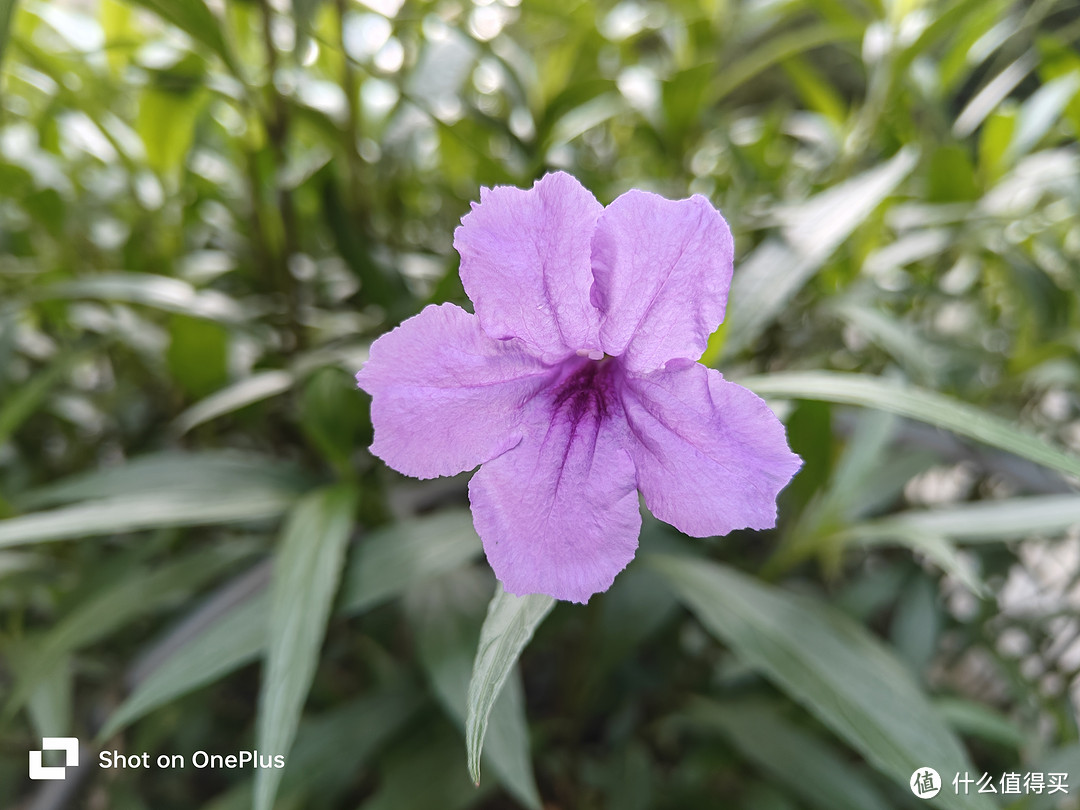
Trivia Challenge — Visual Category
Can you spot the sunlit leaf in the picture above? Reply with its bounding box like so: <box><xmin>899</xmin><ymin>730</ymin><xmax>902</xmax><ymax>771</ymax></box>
<box><xmin>122</xmin><ymin>0</ymin><xmax>240</xmax><ymax>75</ymax></box>
<box><xmin>1007</xmin><ymin>71</ymin><xmax>1080</xmax><ymax>160</ymax></box>
<box><xmin>166</xmin><ymin>314</ymin><xmax>228</xmax><ymax>398</ymax></box>
<box><xmin>28</xmin><ymin>273</ymin><xmax>249</xmax><ymax>323</ymax></box>
<box><xmin>0</xmin><ymin>0</ymin><xmax>17</xmax><ymax>95</ymax></box>
<box><xmin>723</xmin><ymin>149</ymin><xmax>919</xmax><ymax>357</ymax></box>
<box><xmin>138</xmin><ymin>86</ymin><xmax>210</xmax><ymax>175</ymax></box>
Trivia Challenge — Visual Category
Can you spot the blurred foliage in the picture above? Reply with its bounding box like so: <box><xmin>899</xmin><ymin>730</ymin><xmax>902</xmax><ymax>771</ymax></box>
<box><xmin>2</xmin><ymin>0</ymin><xmax>1080</xmax><ymax>807</ymax></box>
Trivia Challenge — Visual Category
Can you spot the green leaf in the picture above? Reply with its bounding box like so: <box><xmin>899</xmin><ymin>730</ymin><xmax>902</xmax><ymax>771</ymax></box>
<box><xmin>889</xmin><ymin>576</ymin><xmax>940</xmax><ymax>675</ymax></box>
<box><xmin>27</xmin><ymin>273</ymin><xmax>248</xmax><ymax>323</ymax></box>
<box><xmin>6</xmin><ymin>455</ymin><xmax>303</xmax><ymax>550</ymax></box>
<box><xmin>6</xmin><ymin>544</ymin><xmax>249</xmax><ymax>719</ymax></box>
<box><xmin>203</xmin><ymin>685</ymin><xmax>423</xmax><ymax>810</ymax></box>
<box><xmin>409</xmin><ymin>571</ymin><xmax>543</xmax><ymax>810</ymax></box>
<box><xmin>650</xmin><ymin>554</ymin><xmax>994</xmax><ymax>810</ymax></box>
<box><xmin>166</xmin><ymin>314</ymin><xmax>228</xmax><ymax>398</ymax></box>
<box><xmin>172</xmin><ymin>370</ymin><xmax>294</xmax><ymax>435</ymax></box>
<box><xmin>723</xmin><ymin>149</ymin><xmax>919</xmax><ymax>357</ymax></box>
<box><xmin>254</xmin><ymin>484</ymin><xmax>357</xmax><ymax>810</ymax></box>
<box><xmin>361</xmin><ymin>720</ymin><xmax>496</xmax><ymax>810</ymax></box>
<box><xmin>98</xmin><ymin>589</ymin><xmax>269</xmax><ymax>741</ymax></box>
<box><xmin>857</xmin><ymin>495</ymin><xmax>1080</xmax><ymax>542</ymax></box>
<box><xmin>122</xmin><ymin>0</ymin><xmax>240</xmax><ymax>75</ymax></box>
<box><xmin>547</xmin><ymin>92</ymin><xmax>626</xmax><ymax>148</ymax></box>
<box><xmin>927</xmin><ymin>145</ymin><xmax>979</xmax><ymax>202</ymax></box>
<box><xmin>782</xmin><ymin>56</ymin><xmax>847</xmax><ymax>125</ymax></box>
<box><xmin>683</xmin><ymin>698</ymin><xmax>892</xmax><ymax>810</ymax></box>
<box><xmin>1018</xmin><ymin>744</ymin><xmax>1080</xmax><ymax>810</ymax></box>
<box><xmin>102</xmin><ymin>512</ymin><xmax>484</xmax><ymax>738</ymax></box>
<box><xmin>26</xmin><ymin>653</ymin><xmax>72</xmax><ymax>739</ymax></box>
<box><xmin>298</xmin><ymin>366</ymin><xmax>365</xmax><ymax>469</ymax></box>
<box><xmin>338</xmin><ymin>510</ymin><xmax>483</xmax><ymax>615</ymax></box>
<box><xmin>0</xmin><ymin>0</ymin><xmax>16</xmax><ymax>71</ymax></box>
<box><xmin>737</xmin><ymin>371</ymin><xmax>1080</xmax><ymax>480</ymax></box>
<box><xmin>844</xmin><ymin>522</ymin><xmax>986</xmax><ymax>597</ymax></box>
<box><xmin>0</xmin><ymin>357</ymin><xmax>72</xmax><ymax>447</ymax></box>
<box><xmin>1007</xmin><ymin>71</ymin><xmax>1080</xmax><ymax>160</ymax></box>
<box><xmin>711</xmin><ymin>23</ymin><xmax>862</xmax><ymax>103</ymax></box>
<box><xmin>0</xmin><ymin>485</ymin><xmax>298</xmax><ymax>549</ymax></box>
<box><xmin>19</xmin><ymin>451</ymin><xmax>305</xmax><ymax>510</ymax></box>
<box><xmin>934</xmin><ymin>698</ymin><xmax>1025</xmax><ymax>750</ymax></box>
<box><xmin>954</xmin><ymin>53</ymin><xmax>1035</xmax><ymax>139</ymax></box>
<box><xmin>978</xmin><ymin>107</ymin><xmax>1017</xmax><ymax>181</ymax></box>
<box><xmin>465</xmin><ymin>585</ymin><xmax>554</xmax><ymax>786</ymax></box>
<box><xmin>1038</xmin><ymin>36</ymin><xmax>1080</xmax><ymax>134</ymax></box>
<box><xmin>138</xmin><ymin>86</ymin><xmax>210</xmax><ymax>175</ymax></box>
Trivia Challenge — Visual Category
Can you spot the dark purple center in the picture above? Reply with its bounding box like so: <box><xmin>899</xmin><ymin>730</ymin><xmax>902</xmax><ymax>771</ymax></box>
<box><xmin>551</xmin><ymin>358</ymin><xmax>615</xmax><ymax>425</ymax></box>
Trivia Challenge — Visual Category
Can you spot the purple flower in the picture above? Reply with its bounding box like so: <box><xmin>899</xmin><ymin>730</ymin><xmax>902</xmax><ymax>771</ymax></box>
<box><xmin>357</xmin><ymin>172</ymin><xmax>801</xmax><ymax>603</ymax></box>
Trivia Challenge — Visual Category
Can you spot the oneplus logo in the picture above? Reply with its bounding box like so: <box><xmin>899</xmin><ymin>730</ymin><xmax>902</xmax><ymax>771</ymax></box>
<box><xmin>29</xmin><ymin>737</ymin><xmax>79</xmax><ymax>780</ymax></box>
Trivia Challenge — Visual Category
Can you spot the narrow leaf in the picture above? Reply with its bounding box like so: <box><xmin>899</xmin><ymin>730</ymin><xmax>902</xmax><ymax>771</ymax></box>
<box><xmin>465</xmin><ymin>586</ymin><xmax>553</xmax><ymax>786</ymax></box>
<box><xmin>0</xmin><ymin>358</ymin><xmax>72</xmax><ymax>447</ymax></box>
<box><xmin>651</xmin><ymin>554</ymin><xmax>994</xmax><ymax>810</ymax></box>
<box><xmin>363</xmin><ymin>722</ymin><xmax>497</xmax><ymax>810</ymax></box>
<box><xmin>0</xmin><ymin>492</ymin><xmax>294</xmax><ymax>549</ymax></box>
<box><xmin>20</xmin><ymin>451</ymin><xmax>305</xmax><ymax>509</ymax></box>
<box><xmin>338</xmin><ymin>510</ymin><xmax>482</xmax><ymax>615</ymax></box>
<box><xmin>172</xmin><ymin>371</ymin><xmax>294</xmax><ymax>435</ymax></box>
<box><xmin>6</xmin><ymin>545</ymin><xmax>249</xmax><ymax>718</ymax></box>
<box><xmin>28</xmin><ymin>273</ymin><xmax>248</xmax><ymax>323</ymax></box>
<box><xmin>254</xmin><ymin>485</ymin><xmax>357</xmax><ymax>810</ymax></box>
<box><xmin>723</xmin><ymin>149</ymin><xmax>918</xmax><ymax>357</ymax></box>
<box><xmin>954</xmin><ymin>52</ymin><xmax>1037</xmax><ymax>138</ymax></box>
<box><xmin>858</xmin><ymin>495</ymin><xmax>1080</xmax><ymax>542</ymax></box>
<box><xmin>409</xmin><ymin>573</ymin><xmax>542</xmax><ymax>810</ymax></box>
<box><xmin>102</xmin><ymin>512</ymin><xmax>483</xmax><ymax>738</ymax></box>
<box><xmin>844</xmin><ymin>523</ymin><xmax>986</xmax><ymax>597</ymax></box>
<box><xmin>98</xmin><ymin>591</ymin><xmax>268</xmax><ymax>741</ymax></box>
<box><xmin>0</xmin><ymin>0</ymin><xmax>16</xmax><ymax>70</ymax></box>
<box><xmin>1008</xmin><ymin>70</ymin><xmax>1080</xmax><ymax>159</ymax></box>
<box><xmin>122</xmin><ymin>0</ymin><xmax>239</xmax><ymax>75</ymax></box>
<box><xmin>202</xmin><ymin>685</ymin><xmax>423</xmax><ymax>810</ymax></box>
<box><xmin>684</xmin><ymin>698</ymin><xmax>892</xmax><ymax>810</ymax></box>
<box><xmin>738</xmin><ymin>371</ymin><xmax>1080</xmax><ymax>479</ymax></box>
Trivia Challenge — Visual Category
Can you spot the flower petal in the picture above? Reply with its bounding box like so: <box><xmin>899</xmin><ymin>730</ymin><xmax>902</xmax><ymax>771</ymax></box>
<box><xmin>591</xmin><ymin>191</ymin><xmax>733</xmax><ymax>372</ymax></box>
<box><xmin>356</xmin><ymin>303</ymin><xmax>556</xmax><ymax>479</ymax></box>
<box><xmin>454</xmin><ymin>172</ymin><xmax>604</xmax><ymax>361</ymax></box>
<box><xmin>469</xmin><ymin>371</ymin><xmax>641</xmax><ymax>603</ymax></box>
<box><xmin>620</xmin><ymin>360</ymin><xmax>801</xmax><ymax>537</ymax></box>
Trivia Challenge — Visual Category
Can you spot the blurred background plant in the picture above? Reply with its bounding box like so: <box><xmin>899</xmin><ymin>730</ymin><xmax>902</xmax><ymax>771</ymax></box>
<box><xmin>2</xmin><ymin>0</ymin><xmax>1080</xmax><ymax>806</ymax></box>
